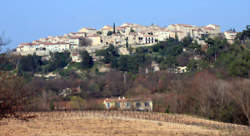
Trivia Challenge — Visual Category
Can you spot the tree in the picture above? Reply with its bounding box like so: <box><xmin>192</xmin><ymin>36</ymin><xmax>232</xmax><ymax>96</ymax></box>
<box><xmin>103</xmin><ymin>70</ymin><xmax>128</xmax><ymax>97</ymax></box>
<box><xmin>0</xmin><ymin>35</ymin><xmax>12</xmax><ymax>70</ymax></box>
<box><xmin>47</xmin><ymin>52</ymin><xmax>71</xmax><ymax>72</ymax></box>
<box><xmin>107</xmin><ymin>31</ymin><xmax>113</xmax><ymax>36</ymax></box>
<box><xmin>0</xmin><ymin>37</ymin><xmax>4</xmax><ymax>52</ymax></box>
<box><xmin>205</xmin><ymin>37</ymin><xmax>229</xmax><ymax>62</ymax></box>
<box><xmin>97</xmin><ymin>31</ymin><xmax>102</xmax><ymax>35</ymax></box>
<box><xmin>113</xmin><ymin>23</ymin><xmax>116</xmax><ymax>34</ymax></box>
<box><xmin>80</xmin><ymin>50</ymin><xmax>94</xmax><ymax>69</ymax></box>
<box><xmin>0</xmin><ymin>72</ymin><xmax>32</xmax><ymax>119</ymax></box>
<box><xmin>228</xmin><ymin>50</ymin><xmax>250</xmax><ymax>78</ymax></box>
<box><xmin>0</xmin><ymin>54</ymin><xmax>16</xmax><ymax>71</ymax></box>
<box><xmin>125</xmin><ymin>37</ymin><xmax>129</xmax><ymax>48</ymax></box>
<box><xmin>236</xmin><ymin>25</ymin><xmax>250</xmax><ymax>42</ymax></box>
<box><xmin>102</xmin><ymin>45</ymin><xmax>119</xmax><ymax>64</ymax></box>
<box><xmin>117</xmin><ymin>55</ymin><xmax>129</xmax><ymax>72</ymax></box>
<box><xmin>182</xmin><ymin>35</ymin><xmax>193</xmax><ymax>47</ymax></box>
<box><xmin>230</xmin><ymin>79</ymin><xmax>250</xmax><ymax>125</ymax></box>
<box><xmin>216</xmin><ymin>42</ymin><xmax>250</xmax><ymax>78</ymax></box>
<box><xmin>0</xmin><ymin>35</ymin><xmax>10</xmax><ymax>52</ymax></box>
<box><xmin>79</xmin><ymin>37</ymin><xmax>92</xmax><ymax>47</ymax></box>
<box><xmin>18</xmin><ymin>55</ymin><xmax>43</xmax><ymax>73</ymax></box>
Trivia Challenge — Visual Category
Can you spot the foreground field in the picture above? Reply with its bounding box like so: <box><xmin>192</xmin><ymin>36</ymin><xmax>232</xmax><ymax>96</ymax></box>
<box><xmin>0</xmin><ymin>111</ymin><xmax>249</xmax><ymax>136</ymax></box>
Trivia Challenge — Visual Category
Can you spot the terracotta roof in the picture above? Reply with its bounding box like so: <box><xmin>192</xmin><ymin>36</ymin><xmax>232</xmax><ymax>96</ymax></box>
<box><xmin>70</xmin><ymin>36</ymin><xmax>82</xmax><ymax>39</ymax></box>
<box><xmin>39</xmin><ymin>42</ymin><xmax>69</xmax><ymax>45</ymax></box>
<box><xmin>204</xmin><ymin>27</ymin><xmax>215</xmax><ymax>30</ymax></box>
<box><xmin>19</xmin><ymin>43</ymin><xmax>38</xmax><ymax>46</ymax></box>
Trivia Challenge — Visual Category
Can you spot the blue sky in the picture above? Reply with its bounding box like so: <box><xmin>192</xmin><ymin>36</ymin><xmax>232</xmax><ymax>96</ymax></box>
<box><xmin>0</xmin><ymin>0</ymin><xmax>250</xmax><ymax>51</ymax></box>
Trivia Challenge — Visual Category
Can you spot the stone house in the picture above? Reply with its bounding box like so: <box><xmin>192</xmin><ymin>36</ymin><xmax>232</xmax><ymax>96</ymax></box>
<box><xmin>103</xmin><ymin>97</ymin><xmax>153</xmax><ymax>111</ymax></box>
<box><xmin>224</xmin><ymin>31</ymin><xmax>238</xmax><ymax>44</ymax></box>
<box><xmin>101</xmin><ymin>25</ymin><xmax>113</xmax><ymax>36</ymax></box>
<box><xmin>88</xmin><ymin>35</ymin><xmax>102</xmax><ymax>46</ymax></box>
<box><xmin>71</xmin><ymin>51</ymin><xmax>82</xmax><ymax>62</ymax></box>
<box><xmin>78</xmin><ymin>27</ymin><xmax>97</xmax><ymax>35</ymax></box>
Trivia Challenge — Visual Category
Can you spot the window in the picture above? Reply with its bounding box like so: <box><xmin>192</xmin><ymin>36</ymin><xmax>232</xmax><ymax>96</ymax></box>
<box><xmin>126</xmin><ymin>102</ymin><xmax>130</xmax><ymax>107</ymax></box>
<box><xmin>144</xmin><ymin>102</ymin><xmax>150</xmax><ymax>107</ymax></box>
<box><xmin>115</xmin><ymin>102</ymin><xmax>120</xmax><ymax>108</ymax></box>
<box><xmin>136</xmin><ymin>102</ymin><xmax>141</xmax><ymax>107</ymax></box>
<box><xmin>107</xmin><ymin>103</ymin><xmax>110</xmax><ymax>108</ymax></box>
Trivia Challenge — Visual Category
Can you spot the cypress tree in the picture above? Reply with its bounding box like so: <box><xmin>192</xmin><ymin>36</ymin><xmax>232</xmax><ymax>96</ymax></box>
<box><xmin>113</xmin><ymin>23</ymin><xmax>116</xmax><ymax>34</ymax></box>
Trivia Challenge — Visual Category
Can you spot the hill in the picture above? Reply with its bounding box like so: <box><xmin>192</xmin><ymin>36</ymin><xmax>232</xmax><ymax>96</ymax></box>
<box><xmin>0</xmin><ymin>111</ymin><xmax>249</xmax><ymax>136</ymax></box>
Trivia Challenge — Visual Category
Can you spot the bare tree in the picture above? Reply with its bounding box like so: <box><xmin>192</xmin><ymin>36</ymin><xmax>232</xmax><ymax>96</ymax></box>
<box><xmin>230</xmin><ymin>79</ymin><xmax>250</xmax><ymax>126</ymax></box>
<box><xmin>0</xmin><ymin>35</ymin><xmax>10</xmax><ymax>52</ymax></box>
<box><xmin>191</xmin><ymin>70</ymin><xmax>219</xmax><ymax>116</ymax></box>
<box><xmin>0</xmin><ymin>72</ymin><xmax>32</xmax><ymax>119</ymax></box>
<box><xmin>79</xmin><ymin>37</ymin><xmax>92</xmax><ymax>47</ymax></box>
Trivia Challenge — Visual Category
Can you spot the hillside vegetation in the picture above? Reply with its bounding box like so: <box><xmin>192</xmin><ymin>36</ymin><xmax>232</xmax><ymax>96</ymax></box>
<box><xmin>0</xmin><ymin>26</ymin><xmax>250</xmax><ymax>126</ymax></box>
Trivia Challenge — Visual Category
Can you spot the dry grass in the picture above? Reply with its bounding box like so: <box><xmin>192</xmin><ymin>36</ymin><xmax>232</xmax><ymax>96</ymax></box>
<box><xmin>0</xmin><ymin>111</ymin><xmax>249</xmax><ymax>136</ymax></box>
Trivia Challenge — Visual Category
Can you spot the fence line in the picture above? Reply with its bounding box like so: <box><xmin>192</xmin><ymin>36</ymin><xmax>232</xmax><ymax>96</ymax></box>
<box><xmin>22</xmin><ymin>111</ymin><xmax>249</xmax><ymax>131</ymax></box>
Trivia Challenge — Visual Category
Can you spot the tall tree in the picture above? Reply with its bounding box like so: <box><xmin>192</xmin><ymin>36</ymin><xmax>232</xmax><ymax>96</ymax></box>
<box><xmin>0</xmin><ymin>34</ymin><xmax>11</xmax><ymax>53</ymax></box>
<box><xmin>113</xmin><ymin>23</ymin><xmax>116</xmax><ymax>34</ymax></box>
<box><xmin>80</xmin><ymin>50</ymin><xmax>94</xmax><ymax>69</ymax></box>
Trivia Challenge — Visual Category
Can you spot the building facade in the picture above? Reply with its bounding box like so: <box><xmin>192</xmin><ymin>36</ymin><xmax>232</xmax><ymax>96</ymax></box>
<box><xmin>103</xmin><ymin>97</ymin><xmax>153</xmax><ymax>111</ymax></box>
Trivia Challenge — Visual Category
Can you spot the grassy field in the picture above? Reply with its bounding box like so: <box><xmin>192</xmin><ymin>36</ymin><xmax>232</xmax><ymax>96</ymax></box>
<box><xmin>0</xmin><ymin>111</ymin><xmax>249</xmax><ymax>136</ymax></box>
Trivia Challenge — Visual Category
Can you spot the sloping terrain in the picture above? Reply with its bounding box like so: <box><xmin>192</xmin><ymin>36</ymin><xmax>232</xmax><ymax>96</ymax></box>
<box><xmin>0</xmin><ymin>111</ymin><xmax>249</xmax><ymax>136</ymax></box>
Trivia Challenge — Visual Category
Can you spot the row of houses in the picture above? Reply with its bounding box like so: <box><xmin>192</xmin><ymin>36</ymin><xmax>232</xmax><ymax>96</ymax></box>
<box><xmin>16</xmin><ymin>23</ymin><xmax>237</xmax><ymax>62</ymax></box>
<box><xmin>53</xmin><ymin>96</ymin><xmax>153</xmax><ymax>111</ymax></box>
<box><xmin>103</xmin><ymin>97</ymin><xmax>153</xmax><ymax>111</ymax></box>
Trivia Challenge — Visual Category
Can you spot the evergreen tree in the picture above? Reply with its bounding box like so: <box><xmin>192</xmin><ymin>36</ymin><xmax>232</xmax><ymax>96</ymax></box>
<box><xmin>113</xmin><ymin>23</ymin><xmax>116</xmax><ymax>34</ymax></box>
<box><xmin>80</xmin><ymin>50</ymin><xmax>94</xmax><ymax>69</ymax></box>
<box><xmin>47</xmin><ymin>52</ymin><xmax>71</xmax><ymax>72</ymax></box>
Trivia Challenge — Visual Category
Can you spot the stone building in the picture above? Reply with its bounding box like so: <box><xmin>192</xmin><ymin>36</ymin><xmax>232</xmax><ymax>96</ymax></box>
<box><xmin>103</xmin><ymin>97</ymin><xmax>153</xmax><ymax>111</ymax></box>
<box><xmin>224</xmin><ymin>31</ymin><xmax>238</xmax><ymax>44</ymax></box>
<box><xmin>78</xmin><ymin>27</ymin><xmax>97</xmax><ymax>35</ymax></box>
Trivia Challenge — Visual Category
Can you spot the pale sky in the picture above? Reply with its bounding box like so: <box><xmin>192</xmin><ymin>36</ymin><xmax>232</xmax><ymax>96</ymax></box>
<box><xmin>0</xmin><ymin>0</ymin><xmax>250</xmax><ymax>51</ymax></box>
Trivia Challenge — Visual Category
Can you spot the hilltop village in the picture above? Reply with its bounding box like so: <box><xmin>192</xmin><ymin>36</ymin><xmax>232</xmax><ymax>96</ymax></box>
<box><xmin>16</xmin><ymin>23</ymin><xmax>237</xmax><ymax>62</ymax></box>
<box><xmin>2</xmin><ymin>23</ymin><xmax>250</xmax><ymax>127</ymax></box>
